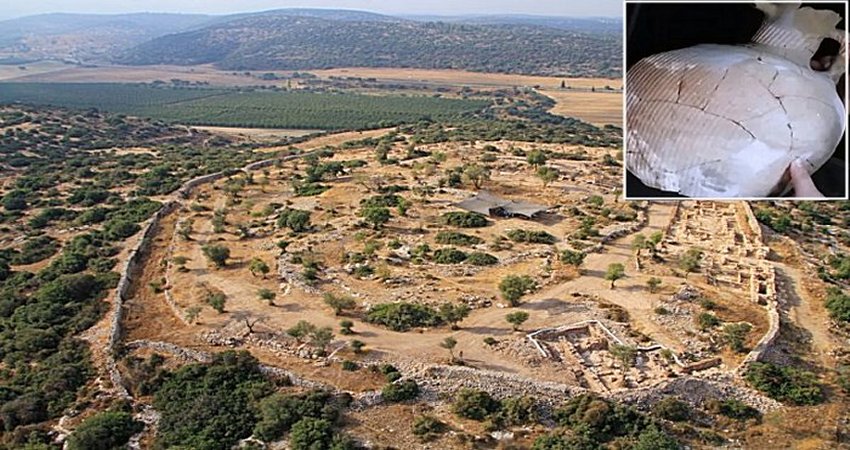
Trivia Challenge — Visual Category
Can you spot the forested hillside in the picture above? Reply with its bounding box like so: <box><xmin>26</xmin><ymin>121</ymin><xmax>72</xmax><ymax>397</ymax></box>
<box><xmin>115</xmin><ymin>13</ymin><xmax>621</xmax><ymax>77</ymax></box>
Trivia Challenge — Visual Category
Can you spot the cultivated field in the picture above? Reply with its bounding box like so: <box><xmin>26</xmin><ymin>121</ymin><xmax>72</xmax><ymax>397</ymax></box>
<box><xmin>309</xmin><ymin>67</ymin><xmax>622</xmax><ymax>90</ymax></box>
<box><xmin>540</xmin><ymin>89</ymin><xmax>623</xmax><ymax>126</ymax></box>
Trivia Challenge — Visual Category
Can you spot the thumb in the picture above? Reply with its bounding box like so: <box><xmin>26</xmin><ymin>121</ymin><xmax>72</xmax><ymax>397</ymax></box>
<box><xmin>789</xmin><ymin>159</ymin><xmax>824</xmax><ymax>198</ymax></box>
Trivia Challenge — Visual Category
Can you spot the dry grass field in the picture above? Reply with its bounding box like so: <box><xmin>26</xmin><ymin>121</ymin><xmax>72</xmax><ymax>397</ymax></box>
<box><xmin>310</xmin><ymin>67</ymin><xmax>622</xmax><ymax>90</ymax></box>
<box><xmin>3</xmin><ymin>63</ymin><xmax>261</xmax><ymax>85</ymax></box>
<box><xmin>539</xmin><ymin>89</ymin><xmax>623</xmax><ymax>126</ymax></box>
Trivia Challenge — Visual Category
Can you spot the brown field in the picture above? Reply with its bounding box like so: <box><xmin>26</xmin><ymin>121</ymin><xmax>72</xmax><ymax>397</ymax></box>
<box><xmin>309</xmin><ymin>67</ymin><xmax>622</xmax><ymax>90</ymax></box>
<box><xmin>2</xmin><ymin>63</ymin><xmax>262</xmax><ymax>85</ymax></box>
<box><xmin>0</xmin><ymin>61</ymin><xmax>72</xmax><ymax>81</ymax></box>
<box><xmin>539</xmin><ymin>89</ymin><xmax>623</xmax><ymax>126</ymax></box>
<box><xmin>191</xmin><ymin>126</ymin><xmax>322</xmax><ymax>142</ymax></box>
<box><xmin>256</xmin><ymin>127</ymin><xmax>396</xmax><ymax>153</ymax></box>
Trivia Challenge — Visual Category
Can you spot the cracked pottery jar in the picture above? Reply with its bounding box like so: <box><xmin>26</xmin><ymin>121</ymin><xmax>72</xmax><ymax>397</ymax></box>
<box><xmin>627</xmin><ymin>3</ymin><xmax>847</xmax><ymax>197</ymax></box>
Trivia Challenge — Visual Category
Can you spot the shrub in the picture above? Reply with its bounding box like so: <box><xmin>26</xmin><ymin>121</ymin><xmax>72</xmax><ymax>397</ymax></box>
<box><xmin>442</xmin><ymin>211</ymin><xmax>489</xmax><ymax>228</ymax></box>
<box><xmin>382</xmin><ymin>380</ymin><xmax>420</xmax><ymax>402</ymax></box>
<box><xmin>506</xmin><ymin>229</ymin><xmax>556</xmax><ymax>244</ymax></box>
<box><xmin>453</xmin><ymin>389</ymin><xmax>500</xmax><ymax>421</ymax></box>
<box><xmin>495</xmin><ymin>396</ymin><xmax>537</xmax><ymax>427</ymax></box>
<box><xmin>154</xmin><ymin>351</ymin><xmax>272</xmax><ymax>449</ymax></box>
<box><xmin>707</xmin><ymin>399</ymin><xmax>760</xmax><ymax>421</ymax></box>
<box><xmin>377</xmin><ymin>364</ymin><xmax>401</xmax><ymax>382</ymax></box>
<box><xmin>696</xmin><ymin>312</ymin><xmax>720</xmax><ymax>330</ymax></box>
<box><xmin>341</xmin><ymin>360</ymin><xmax>359</xmax><ymax>371</ymax></box>
<box><xmin>825</xmin><ymin>287</ymin><xmax>850</xmax><ymax>323</ymax></box>
<box><xmin>499</xmin><ymin>275</ymin><xmax>536</xmax><ymax>306</ymax></box>
<box><xmin>207</xmin><ymin>291</ymin><xmax>227</xmax><ymax>313</ymax></box>
<box><xmin>634</xmin><ymin>424</ymin><xmax>680</xmax><ymax>450</ymax></box>
<box><xmin>12</xmin><ymin>235</ymin><xmax>59</xmax><ymax>265</ymax></box>
<box><xmin>652</xmin><ymin>397</ymin><xmax>690</xmax><ymax>422</ymax></box>
<box><xmin>323</xmin><ymin>293</ymin><xmax>357</xmax><ymax>315</ymax></box>
<box><xmin>483</xmin><ymin>337</ymin><xmax>498</xmax><ymax>346</ymax></box>
<box><xmin>466</xmin><ymin>252</ymin><xmax>498</xmax><ymax>266</ymax></box>
<box><xmin>560</xmin><ymin>249</ymin><xmax>586</xmax><ymax>266</ymax></box>
<box><xmin>289</xmin><ymin>418</ymin><xmax>333</xmax><ymax>450</ymax></box>
<box><xmin>201</xmin><ymin>244</ymin><xmax>230</xmax><ymax>268</ymax></box>
<box><xmin>277</xmin><ymin>208</ymin><xmax>311</xmax><ymax>232</ymax></box>
<box><xmin>722</xmin><ymin>323</ymin><xmax>752</xmax><ymax>353</ymax></box>
<box><xmin>435</xmin><ymin>231</ymin><xmax>483</xmax><ymax>246</ymax></box>
<box><xmin>699</xmin><ymin>298</ymin><xmax>717</xmax><ymax>310</ymax></box>
<box><xmin>252</xmin><ymin>390</ymin><xmax>341</xmax><ymax>442</ymax></box>
<box><xmin>366</xmin><ymin>302</ymin><xmax>443</xmax><ymax>331</ymax></box>
<box><xmin>361</xmin><ymin>194</ymin><xmax>404</xmax><ymax>208</ymax></box>
<box><xmin>412</xmin><ymin>415</ymin><xmax>447</xmax><ymax>441</ymax></box>
<box><xmin>506</xmin><ymin>311</ymin><xmax>530</xmax><ymax>330</ymax></box>
<box><xmin>360</xmin><ymin>206</ymin><xmax>391</xmax><ymax>229</ymax></box>
<box><xmin>432</xmin><ymin>247</ymin><xmax>468</xmax><ymax>264</ymax></box>
<box><xmin>104</xmin><ymin>218</ymin><xmax>141</xmax><ymax>240</ymax></box>
<box><xmin>745</xmin><ymin>362</ymin><xmax>824</xmax><ymax>405</ymax></box>
<box><xmin>554</xmin><ymin>394</ymin><xmax>650</xmax><ymax>443</ymax></box>
<box><xmin>66</xmin><ymin>411</ymin><xmax>143</xmax><ymax>450</ymax></box>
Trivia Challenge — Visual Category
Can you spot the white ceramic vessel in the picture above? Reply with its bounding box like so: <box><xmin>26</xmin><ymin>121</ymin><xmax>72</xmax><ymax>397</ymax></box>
<box><xmin>627</xmin><ymin>4</ymin><xmax>847</xmax><ymax>197</ymax></box>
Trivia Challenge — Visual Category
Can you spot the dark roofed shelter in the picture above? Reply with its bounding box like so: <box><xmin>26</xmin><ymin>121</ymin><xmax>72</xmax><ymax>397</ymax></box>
<box><xmin>454</xmin><ymin>191</ymin><xmax>549</xmax><ymax>219</ymax></box>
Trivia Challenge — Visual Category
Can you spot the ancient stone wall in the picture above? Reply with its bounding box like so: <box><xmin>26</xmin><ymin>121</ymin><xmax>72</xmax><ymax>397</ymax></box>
<box><xmin>105</xmin><ymin>200</ymin><xmax>179</xmax><ymax>398</ymax></box>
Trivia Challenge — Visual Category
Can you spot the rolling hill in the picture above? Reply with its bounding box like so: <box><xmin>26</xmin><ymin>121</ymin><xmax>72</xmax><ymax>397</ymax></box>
<box><xmin>114</xmin><ymin>12</ymin><xmax>621</xmax><ymax>77</ymax></box>
<box><xmin>0</xmin><ymin>13</ymin><xmax>214</xmax><ymax>62</ymax></box>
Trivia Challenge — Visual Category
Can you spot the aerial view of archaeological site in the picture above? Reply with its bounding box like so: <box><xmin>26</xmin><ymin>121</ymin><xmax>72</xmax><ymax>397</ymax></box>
<box><xmin>0</xmin><ymin>1</ymin><xmax>848</xmax><ymax>449</ymax></box>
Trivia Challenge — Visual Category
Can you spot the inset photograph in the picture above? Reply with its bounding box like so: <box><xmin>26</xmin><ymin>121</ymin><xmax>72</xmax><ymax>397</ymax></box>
<box><xmin>625</xmin><ymin>2</ymin><xmax>848</xmax><ymax>199</ymax></box>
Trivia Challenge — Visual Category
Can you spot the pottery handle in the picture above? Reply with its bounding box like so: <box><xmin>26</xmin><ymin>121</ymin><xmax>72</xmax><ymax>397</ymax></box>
<box><xmin>829</xmin><ymin>28</ymin><xmax>847</xmax><ymax>81</ymax></box>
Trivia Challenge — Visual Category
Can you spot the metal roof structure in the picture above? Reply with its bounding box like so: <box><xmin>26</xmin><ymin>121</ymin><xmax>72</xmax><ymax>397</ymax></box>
<box><xmin>454</xmin><ymin>191</ymin><xmax>549</xmax><ymax>219</ymax></box>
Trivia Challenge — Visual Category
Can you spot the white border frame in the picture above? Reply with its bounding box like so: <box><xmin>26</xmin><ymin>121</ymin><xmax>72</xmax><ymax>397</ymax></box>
<box><xmin>622</xmin><ymin>0</ymin><xmax>850</xmax><ymax>201</ymax></box>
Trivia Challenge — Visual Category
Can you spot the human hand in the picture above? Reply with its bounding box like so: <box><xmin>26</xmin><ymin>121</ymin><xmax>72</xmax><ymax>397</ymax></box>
<box><xmin>789</xmin><ymin>159</ymin><xmax>824</xmax><ymax>198</ymax></box>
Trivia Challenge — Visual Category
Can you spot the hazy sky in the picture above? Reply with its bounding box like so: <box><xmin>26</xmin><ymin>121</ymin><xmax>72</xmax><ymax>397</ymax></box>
<box><xmin>0</xmin><ymin>0</ymin><xmax>623</xmax><ymax>20</ymax></box>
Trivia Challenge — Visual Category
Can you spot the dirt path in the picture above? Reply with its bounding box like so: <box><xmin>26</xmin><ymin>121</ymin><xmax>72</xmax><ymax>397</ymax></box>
<box><xmin>769</xmin><ymin>237</ymin><xmax>840</xmax><ymax>368</ymax></box>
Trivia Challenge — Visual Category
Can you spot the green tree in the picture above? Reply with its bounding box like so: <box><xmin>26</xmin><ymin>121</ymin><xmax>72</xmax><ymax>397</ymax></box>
<box><xmin>632</xmin><ymin>234</ymin><xmax>647</xmax><ymax>256</ymax></box>
<box><xmin>634</xmin><ymin>425</ymin><xmax>680</xmax><ymax>450</ymax></box>
<box><xmin>258</xmin><ymin>288</ymin><xmax>276</xmax><ymax>306</ymax></box>
<box><xmin>382</xmin><ymin>380</ymin><xmax>420</xmax><ymax>402</ymax></box>
<box><xmin>453</xmin><ymin>388</ymin><xmax>500</xmax><ymax>421</ymax></box>
<box><xmin>278</xmin><ymin>208</ymin><xmax>311</xmax><ymax>232</ymax></box>
<box><xmin>440</xmin><ymin>336</ymin><xmax>458</xmax><ymax>361</ymax></box>
<box><xmin>696</xmin><ymin>312</ymin><xmax>720</xmax><ymax>330</ymax></box>
<box><xmin>66</xmin><ymin>411</ymin><xmax>143</xmax><ymax>450</ymax></box>
<box><xmin>202</xmin><ymin>244</ymin><xmax>230</xmax><ymax>268</ymax></box>
<box><xmin>350</xmin><ymin>339</ymin><xmax>366</xmax><ymax>354</ymax></box>
<box><xmin>506</xmin><ymin>311</ymin><xmax>530</xmax><ymax>331</ymax></box>
<box><xmin>249</xmin><ymin>257</ymin><xmax>270</xmax><ymax>278</ymax></box>
<box><xmin>499</xmin><ymin>275</ymin><xmax>537</xmax><ymax>306</ymax></box>
<box><xmin>339</xmin><ymin>320</ymin><xmax>354</xmax><ymax>335</ymax></box>
<box><xmin>207</xmin><ymin>292</ymin><xmax>226</xmax><ymax>313</ymax></box>
<box><xmin>605</xmin><ymin>263</ymin><xmax>625</xmax><ymax>289</ymax></box>
<box><xmin>560</xmin><ymin>249</ymin><xmax>586</xmax><ymax>267</ymax></box>
<box><xmin>309</xmin><ymin>327</ymin><xmax>335</xmax><ymax>355</ymax></box>
<box><xmin>537</xmin><ymin>166</ymin><xmax>559</xmax><ymax>187</ymax></box>
<box><xmin>646</xmin><ymin>277</ymin><xmax>662</xmax><ymax>293</ymax></box>
<box><xmin>610</xmin><ymin>344</ymin><xmax>637</xmax><ymax>371</ymax></box>
<box><xmin>680</xmin><ymin>247</ymin><xmax>703</xmax><ymax>278</ymax></box>
<box><xmin>323</xmin><ymin>293</ymin><xmax>357</xmax><ymax>315</ymax></box>
<box><xmin>462</xmin><ymin>163</ymin><xmax>490</xmax><ymax>189</ymax></box>
<box><xmin>439</xmin><ymin>303</ymin><xmax>471</xmax><ymax>330</ymax></box>
<box><xmin>287</xmin><ymin>320</ymin><xmax>316</xmax><ymax>342</ymax></box>
<box><xmin>290</xmin><ymin>418</ymin><xmax>333</xmax><ymax>450</ymax></box>
<box><xmin>361</xmin><ymin>206</ymin><xmax>391</xmax><ymax>229</ymax></box>
<box><xmin>527</xmin><ymin>149</ymin><xmax>547</xmax><ymax>168</ymax></box>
